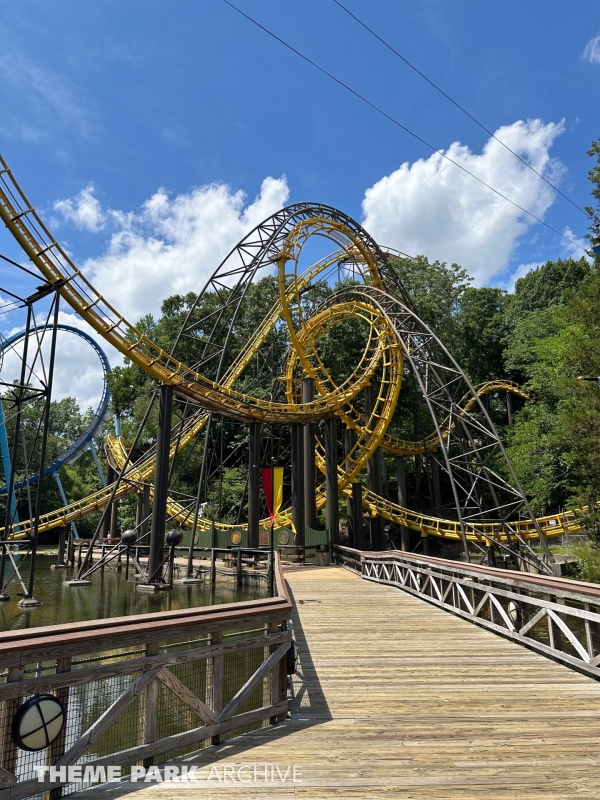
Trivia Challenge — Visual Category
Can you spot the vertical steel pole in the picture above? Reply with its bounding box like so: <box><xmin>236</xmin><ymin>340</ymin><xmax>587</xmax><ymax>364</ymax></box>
<box><xmin>364</xmin><ymin>386</ymin><xmax>383</xmax><ymax>551</ymax></box>
<box><xmin>25</xmin><ymin>290</ymin><xmax>61</xmax><ymax>604</ymax></box>
<box><xmin>396</xmin><ymin>456</ymin><xmax>411</xmax><ymax>552</ymax></box>
<box><xmin>247</xmin><ymin>423</ymin><xmax>261</xmax><ymax>549</ymax></box>
<box><xmin>291</xmin><ymin>425</ymin><xmax>305</xmax><ymax>552</ymax></box>
<box><xmin>431</xmin><ymin>456</ymin><xmax>442</xmax><ymax>514</ymax></box>
<box><xmin>344</xmin><ymin>427</ymin><xmax>356</xmax><ymax>548</ymax></box>
<box><xmin>302</xmin><ymin>378</ymin><xmax>317</xmax><ymax>531</ymax></box>
<box><xmin>352</xmin><ymin>482</ymin><xmax>364</xmax><ymax>550</ymax></box>
<box><xmin>186</xmin><ymin>412</ymin><xmax>212</xmax><ymax>577</ymax></box>
<box><xmin>269</xmin><ymin>457</ymin><xmax>274</xmax><ymax>597</ymax></box>
<box><xmin>147</xmin><ymin>384</ymin><xmax>173</xmax><ymax>584</ymax></box>
<box><xmin>324</xmin><ymin>416</ymin><xmax>339</xmax><ymax>552</ymax></box>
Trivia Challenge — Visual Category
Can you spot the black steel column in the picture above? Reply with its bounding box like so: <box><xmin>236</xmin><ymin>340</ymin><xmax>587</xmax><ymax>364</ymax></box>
<box><xmin>147</xmin><ymin>384</ymin><xmax>173</xmax><ymax>584</ymax></box>
<box><xmin>247</xmin><ymin>422</ymin><xmax>261</xmax><ymax>548</ymax></box>
<box><xmin>109</xmin><ymin>493</ymin><xmax>119</xmax><ymax>540</ymax></box>
<box><xmin>102</xmin><ymin>466</ymin><xmax>113</xmax><ymax>540</ymax></box>
<box><xmin>325</xmin><ymin>416</ymin><xmax>339</xmax><ymax>548</ymax></box>
<box><xmin>344</xmin><ymin>427</ymin><xmax>356</xmax><ymax>548</ymax></box>
<box><xmin>364</xmin><ymin>386</ymin><xmax>383</xmax><ymax>550</ymax></box>
<box><xmin>431</xmin><ymin>456</ymin><xmax>442</xmax><ymax>514</ymax></box>
<box><xmin>25</xmin><ymin>290</ymin><xmax>61</xmax><ymax>605</ymax></box>
<box><xmin>396</xmin><ymin>456</ymin><xmax>411</xmax><ymax>552</ymax></box>
<box><xmin>302</xmin><ymin>378</ymin><xmax>317</xmax><ymax>531</ymax></box>
<box><xmin>291</xmin><ymin>424</ymin><xmax>305</xmax><ymax>547</ymax></box>
<box><xmin>352</xmin><ymin>482</ymin><xmax>364</xmax><ymax>550</ymax></box>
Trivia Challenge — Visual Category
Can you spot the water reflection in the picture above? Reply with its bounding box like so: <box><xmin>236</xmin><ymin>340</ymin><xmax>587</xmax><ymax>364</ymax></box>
<box><xmin>0</xmin><ymin>555</ymin><xmax>267</xmax><ymax>631</ymax></box>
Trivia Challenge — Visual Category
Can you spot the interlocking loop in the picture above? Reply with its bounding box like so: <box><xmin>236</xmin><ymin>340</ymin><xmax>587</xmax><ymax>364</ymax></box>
<box><xmin>0</xmin><ymin>154</ymin><xmax>582</xmax><ymax>555</ymax></box>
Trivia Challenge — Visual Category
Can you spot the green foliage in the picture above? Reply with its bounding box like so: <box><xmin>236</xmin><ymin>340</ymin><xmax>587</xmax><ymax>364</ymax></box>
<box><xmin>569</xmin><ymin>541</ymin><xmax>600</xmax><ymax>584</ymax></box>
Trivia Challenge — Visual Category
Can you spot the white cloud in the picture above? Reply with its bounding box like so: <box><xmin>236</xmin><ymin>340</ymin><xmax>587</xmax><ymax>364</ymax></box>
<box><xmin>54</xmin><ymin>184</ymin><xmax>106</xmax><ymax>232</ymax></box>
<box><xmin>361</xmin><ymin>119</ymin><xmax>566</xmax><ymax>285</ymax></box>
<box><xmin>0</xmin><ymin>44</ymin><xmax>91</xmax><ymax>142</ymax></box>
<box><xmin>583</xmin><ymin>34</ymin><xmax>600</xmax><ymax>64</ymax></box>
<box><xmin>0</xmin><ymin>312</ymin><xmax>114</xmax><ymax>413</ymax></box>
<box><xmin>60</xmin><ymin>176</ymin><xmax>290</xmax><ymax>322</ymax></box>
<box><xmin>560</xmin><ymin>226</ymin><xmax>593</xmax><ymax>261</ymax></box>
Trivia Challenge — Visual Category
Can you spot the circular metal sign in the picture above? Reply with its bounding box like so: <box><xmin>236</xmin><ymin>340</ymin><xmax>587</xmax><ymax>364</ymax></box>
<box><xmin>13</xmin><ymin>694</ymin><xmax>65</xmax><ymax>751</ymax></box>
<box><xmin>231</xmin><ymin>531</ymin><xmax>243</xmax><ymax>546</ymax></box>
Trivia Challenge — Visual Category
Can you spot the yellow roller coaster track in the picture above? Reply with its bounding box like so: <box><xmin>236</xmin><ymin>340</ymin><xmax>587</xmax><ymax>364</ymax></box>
<box><xmin>0</xmin><ymin>154</ymin><xmax>587</xmax><ymax>547</ymax></box>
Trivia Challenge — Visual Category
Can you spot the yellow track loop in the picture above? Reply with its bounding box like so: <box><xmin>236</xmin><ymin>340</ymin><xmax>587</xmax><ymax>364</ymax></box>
<box><xmin>0</xmin><ymin>160</ymin><xmax>372</xmax><ymax>425</ymax></box>
<box><xmin>0</xmin><ymin>156</ymin><xmax>588</xmax><ymax>543</ymax></box>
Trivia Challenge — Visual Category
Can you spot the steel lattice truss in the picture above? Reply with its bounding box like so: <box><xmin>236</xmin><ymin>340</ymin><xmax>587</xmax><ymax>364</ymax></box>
<box><xmin>0</xmin><ymin>153</ymin><xmax>578</xmax><ymax>574</ymax></box>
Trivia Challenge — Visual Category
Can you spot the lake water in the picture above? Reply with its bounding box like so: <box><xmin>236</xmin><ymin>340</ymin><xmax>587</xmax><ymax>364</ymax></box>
<box><xmin>0</xmin><ymin>553</ymin><xmax>268</xmax><ymax>632</ymax></box>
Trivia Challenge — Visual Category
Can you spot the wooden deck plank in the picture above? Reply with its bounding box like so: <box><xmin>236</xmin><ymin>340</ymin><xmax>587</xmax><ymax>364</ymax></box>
<box><xmin>73</xmin><ymin>566</ymin><xmax>600</xmax><ymax>799</ymax></box>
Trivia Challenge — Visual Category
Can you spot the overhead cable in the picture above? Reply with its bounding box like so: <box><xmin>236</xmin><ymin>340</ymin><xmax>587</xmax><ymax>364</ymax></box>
<box><xmin>222</xmin><ymin>0</ymin><xmax>587</xmax><ymax>255</ymax></box>
<box><xmin>332</xmin><ymin>0</ymin><xmax>592</xmax><ymax>222</ymax></box>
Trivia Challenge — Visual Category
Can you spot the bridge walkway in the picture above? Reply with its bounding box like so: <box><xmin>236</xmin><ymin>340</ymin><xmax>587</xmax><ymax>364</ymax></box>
<box><xmin>85</xmin><ymin>565</ymin><xmax>600</xmax><ymax>799</ymax></box>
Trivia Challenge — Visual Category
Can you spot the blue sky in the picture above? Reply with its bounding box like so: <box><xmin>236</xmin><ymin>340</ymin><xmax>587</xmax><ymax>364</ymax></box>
<box><xmin>0</xmin><ymin>0</ymin><xmax>599</xmax><ymax>407</ymax></box>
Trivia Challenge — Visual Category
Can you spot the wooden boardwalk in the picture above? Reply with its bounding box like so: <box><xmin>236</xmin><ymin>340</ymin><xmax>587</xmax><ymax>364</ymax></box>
<box><xmin>83</xmin><ymin>566</ymin><xmax>600</xmax><ymax>799</ymax></box>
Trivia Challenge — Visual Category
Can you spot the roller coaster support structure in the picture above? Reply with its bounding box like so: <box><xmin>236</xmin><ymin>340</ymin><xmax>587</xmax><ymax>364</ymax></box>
<box><xmin>0</xmin><ymin>400</ymin><xmax>18</xmax><ymax>531</ymax></box>
<box><xmin>364</xmin><ymin>386</ymin><xmax>384</xmax><ymax>551</ymax></box>
<box><xmin>291</xmin><ymin>424</ymin><xmax>305</xmax><ymax>552</ymax></box>
<box><xmin>344</xmin><ymin>427</ymin><xmax>356</xmax><ymax>548</ymax></box>
<box><xmin>53</xmin><ymin>471</ymin><xmax>79</xmax><ymax>540</ymax></box>
<box><xmin>303</xmin><ymin>378</ymin><xmax>317</xmax><ymax>530</ymax></box>
<box><xmin>146</xmin><ymin>384</ymin><xmax>173</xmax><ymax>588</ymax></box>
<box><xmin>325</xmin><ymin>416</ymin><xmax>339</xmax><ymax>552</ymax></box>
<box><xmin>352</xmin><ymin>482</ymin><xmax>364</xmax><ymax>550</ymax></box>
<box><xmin>395</xmin><ymin>456</ymin><xmax>411</xmax><ymax>552</ymax></box>
<box><xmin>88</xmin><ymin>440</ymin><xmax>106</xmax><ymax>487</ymax></box>
<box><xmin>247</xmin><ymin>422</ymin><xmax>261</xmax><ymax>549</ymax></box>
<box><xmin>21</xmin><ymin>287</ymin><xmax>60</xmax><ymax>607</ymax></box>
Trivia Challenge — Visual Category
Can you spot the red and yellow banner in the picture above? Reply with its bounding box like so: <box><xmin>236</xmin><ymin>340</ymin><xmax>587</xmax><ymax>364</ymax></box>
<box><xmin>260</xmin><ymin>466</ymin><xmax>284</xmax><ymax>521</ymax></box>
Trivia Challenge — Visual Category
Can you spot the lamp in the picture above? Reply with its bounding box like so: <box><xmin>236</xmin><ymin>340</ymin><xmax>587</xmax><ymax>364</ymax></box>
<box><xmin>12</xmin><ymin>695</ymin><xmax>65</xmax><ymax>751</ymax></box>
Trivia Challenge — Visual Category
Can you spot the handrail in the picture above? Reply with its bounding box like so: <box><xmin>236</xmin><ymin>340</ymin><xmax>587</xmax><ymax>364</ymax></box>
<box><xmin>0</xmin><ymin>553</ymin><xmax>292</xmax><ymax>800</ymax></box>
<box><xmin>333</xmin><ymin>546</ymin><xmax>600</xmax><ymax>680</ymax></box>
<box><xmin>0</xmin><ymin>551</ymin><xmax>290</xmax><ymax>662</ymax></box>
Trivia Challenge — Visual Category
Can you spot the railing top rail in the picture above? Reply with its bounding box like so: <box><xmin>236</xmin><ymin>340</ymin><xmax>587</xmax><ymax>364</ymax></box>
<box><xmin>0</xmin><ymin>553</ymin><xmax>291</xmax><ymax>657</ymax></box>
<box><xmin>333</xmin><ymin>545</ymin><xmax>600</xmax><ymax>602</ymax></box>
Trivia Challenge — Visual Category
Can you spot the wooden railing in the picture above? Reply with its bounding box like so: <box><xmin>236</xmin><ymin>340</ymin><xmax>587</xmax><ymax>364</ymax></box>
<box><xmin>0</xmin><ymin>554</ymin><xmax>292</xmax><ymax>800</ymax></box>
<box><xmin>333</xmin><ymin>546</ymin><xmax>600</xmax><ymax>681</ymax></box>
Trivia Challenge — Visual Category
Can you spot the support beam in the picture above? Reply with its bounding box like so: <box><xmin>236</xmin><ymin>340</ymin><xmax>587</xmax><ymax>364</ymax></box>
<box><xmin>364</xmin><ymin>386</ymin><xmax>383</xmax><ymax>551</ymax></box>
<box><xmin>344</xmin><ymin>427</ymin><xmax>356</xmax><ymax>548</ymax></box>
<box><xmin>291</xmin><ymin>425</ymin><xmax>305</xmax><ymax>548</ymax></box>
<box><xmin>102</xmin><ymin>466</ymin><xmax>113</xmax><ymax>541</ymax></box>
<box><xmin>147</xmin><ymin>384</ymin><xmax>173</xmax><ymax>585</ymax></box>
<box><xmin>324</xmin><ymin>416</ymin><xmax>339</xmax><ymax>549</ymax></box>
<box><xmin>431</xmin><ymin>456</ymin><xmax>442</xmax><ymax>514</ymax></box>
<box><xmin>352</xmin><ymin>482</ymin><xmax>364</xmax><ymax>550</ymax></box>
<box><xmin>302</xmin><ymin>378</ymin><xmax>317</xmax><ymax>530</ymax></box>
<box><xmin>395</xmin><ymin>456</ymin><xmax>411</xmax><ymax>552</ymax></box>
<box><xmin>247</xmin><ymin>423</ymin><xmax>261</xmax><ymax>549</ymax></box>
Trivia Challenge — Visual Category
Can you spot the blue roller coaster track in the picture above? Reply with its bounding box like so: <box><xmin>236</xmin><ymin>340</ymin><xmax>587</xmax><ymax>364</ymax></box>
<box><xmin>0</xmin><ymin>325</ymin><xmax>112</xmax><ymax>530</ymax></box>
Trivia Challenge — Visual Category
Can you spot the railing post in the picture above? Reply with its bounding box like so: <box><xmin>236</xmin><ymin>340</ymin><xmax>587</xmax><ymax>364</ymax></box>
<box><xmin>140</xmin><ymin>642</ymin><xmax>159</xmax><ymax>768</ymax></box>
<box><xmin>207</xmin><ymin>631</ymin><xmax>223</xmax><ymax>745</ymax></box>
<box><xmin>210</xmin><ymin>548</ymin><xmax>217</xmax><ymax>583</ymax></box>
<box><xmin>547</xmin><ymin>595</ymin><xmax>562</xmax><ymax>652</ymax></box>
<box><xmin>0</xmin><ymin>666</ymin><xmax>23</xmax><ymax>776</ymax></box>
<box><xmin>46</xmin><ymin>656</ymin><xmax>71</xmax><ymax>800</ymax></box>
<box><xmin>236</xmin><ymin>548</ymin><xmax>243</xmax><ymax>587</ymax></box>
